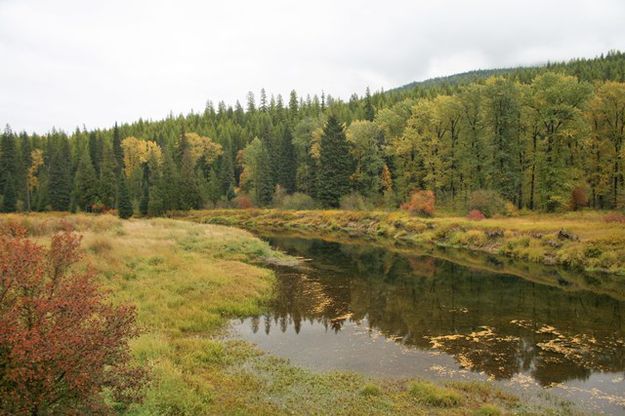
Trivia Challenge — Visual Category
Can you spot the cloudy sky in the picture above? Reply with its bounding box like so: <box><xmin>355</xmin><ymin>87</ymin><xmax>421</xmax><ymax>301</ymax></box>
<box><xmin>1</xmin><ymin>0</ymin><xmax>625</xmax><ymax>134</ymax></box>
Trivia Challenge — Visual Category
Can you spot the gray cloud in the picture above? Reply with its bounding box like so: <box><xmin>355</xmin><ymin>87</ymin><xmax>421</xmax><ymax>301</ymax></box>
<box><xmin>1</xmin><ymin>0</ymin><xmax>624</xmax><ymax>133</ymax></box>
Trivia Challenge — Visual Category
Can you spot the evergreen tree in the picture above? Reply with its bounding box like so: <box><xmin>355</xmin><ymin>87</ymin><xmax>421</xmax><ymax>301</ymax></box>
<box><xmin>318</xmin><ymin>115</ymin><xmax>354</xmax><ymax>207</ymax></box>
<box><xmin>73</xmin><ymin>147</ymin><xmax>99</xmax><ymax>212</ymax></box>
<box><xmin>0</xmin><ymin>125</ymin><xmax>18</xmax><ymax>196</ymax></box>
<box><xmin>276</xmin><ymin>127</ymin><xmax>296</xmax><ymax>193</ymax></box>
<box><xmin>112</xmin><ymin>122</ymin><xmax>123</xmax><ymax>176</ymax></box>
<box><xmin>48</xmin><ymin>137</ymin><xmax>72</xmax><ymax>211</ymax></box>
<box><xmin>363</xmin><ymin>87</ymin><xmax>375</xmax><ymax>121</ymax></box>
<box><xmin>19</xmin><ymin>133</ymin><xmax>32</xmax><ymax>211</ymax></box>
<box><xmin>255</xmin><ymin>143</ymin><xmax>274</xmax><ymax>206</ymax></box>
<box><xmin>117</xmin><ymin>175</ymin><xmax>133</xmax><ymax>219</ymax></box>
<box><xmin>99</xmin><ymin>144</ymin><xmax>118</xmax><ymax>208</ymax></box>
<box><xmin>1</xmin><ymin>173</ymin><xmax>17</xmax><ymax>212</ymax></box>
<box><xmin>139</xmin><ymin>164</ymin><xmax>150</xmax><ymax>215</ymax></box>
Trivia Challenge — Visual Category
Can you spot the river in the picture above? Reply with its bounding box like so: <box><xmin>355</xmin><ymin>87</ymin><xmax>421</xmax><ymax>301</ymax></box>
<box><xmin>230</xmin><ymin>233</ymin><xmax>625</xmax><ymax>415</ymax></box>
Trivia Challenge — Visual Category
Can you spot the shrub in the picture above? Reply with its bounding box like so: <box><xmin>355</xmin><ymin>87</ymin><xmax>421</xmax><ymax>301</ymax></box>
<box><xmin>401</xmin><ymin>190</ymin><xmax>435</xmax><ymax>217</ymax></box>
<box><xmin>468</xmin><ymin>190</ymin><xmax>506</xmax><ymax>218</ymax></box>
<box><xmin>272</xmin><ymin>185</ymin><xmax>288</xmax><ymax>207</ymax></box>
<box><xmin>360</xmin><ymin>383</ymin><xmax>381</xmax><ymax>397</ymax></box>
<box><xmin>467</xmin><ymin>209</ymin><xmax>486</xmax><ymax>221</ymax></box>
<box><xmin>604</xmin><ymin>212</ymin><xmax>625</xmax><ymax>223</ymax></box>
<box><xmin>233</xmin><ymin>194</ymin><xmax>254</xmax><ymax>209</ymax></box>
<box><xmin>0</xmin><ymin>225</ymin><xmax>145</xmax><ymax>415</ymax></box>
<box><xmin>277</xmin><ymin>193</ymin><xmax>318</xmax><ymax>210</ymax></box>
<box><xmin>570</xmin><ymin>186</ymin><xmax>589</xmax><ymax>211</ymax></box>
<box><xmin>408</xmin><ymin>381</ymin><xmax>462</xmax><ymax>407</ymax></box>
<box><xmin>339</xmin><ymin>192</ymin><xmax>371</xmax><ymax>211</ymax></box>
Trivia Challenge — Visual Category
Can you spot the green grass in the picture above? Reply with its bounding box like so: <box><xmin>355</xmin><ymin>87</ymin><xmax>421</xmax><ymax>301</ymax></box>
<box><xmin>1</xmin><ymin>213</ymin><xmax>582</xmax><ymax>415</ymax></box>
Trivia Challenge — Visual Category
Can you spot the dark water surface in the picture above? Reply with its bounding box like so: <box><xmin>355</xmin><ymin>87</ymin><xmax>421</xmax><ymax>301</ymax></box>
<box><xmin>230</xmin><ymin>234</ymin><xmax>625</xmax><ymax>414</ymax></box>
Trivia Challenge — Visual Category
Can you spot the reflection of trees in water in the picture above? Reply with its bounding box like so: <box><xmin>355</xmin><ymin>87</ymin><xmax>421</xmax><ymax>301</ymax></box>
<box><xmin>255</xmin><ymin>237</ymin><xmax>625</xmax><ymax>385</ymax></box>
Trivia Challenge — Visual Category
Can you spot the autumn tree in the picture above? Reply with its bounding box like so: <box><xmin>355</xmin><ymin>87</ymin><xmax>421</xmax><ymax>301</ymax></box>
<box><xmin>346</xmin><ymin>120</ymin><xmax>384</xmax><ymax>197</ymax></box>
<box><xmin>0</xmin><ymin>226</ymin><xmax>144</xmax><ymax>415</ymax></box>
<box><xmin>586</xmin><ymin>81</ymin><xmax>625</xmax><ymax>208</ymax></box>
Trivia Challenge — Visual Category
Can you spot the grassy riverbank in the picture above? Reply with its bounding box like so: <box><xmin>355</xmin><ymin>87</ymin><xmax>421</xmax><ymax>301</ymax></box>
<box><xmin>184</xmin><ymin>209</ymin><xmax>625</xmax><ymax>278</ymax></box>
<box><xmin>1</xmin><ymin>213</ymin><xmax>581</xmax><ymax>415</ymax></box>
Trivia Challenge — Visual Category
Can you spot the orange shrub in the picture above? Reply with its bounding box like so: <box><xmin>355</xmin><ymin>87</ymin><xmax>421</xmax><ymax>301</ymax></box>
<box><xmin>604</xmin><ymin>212</ymin><xmax>625</xmax><ymax>223</ymax></box>
<box><xmin>233</xmin><ymin>194</ymin><xmax>254</xmax><ymax>209</ymax></box>
<box><xmin>570</xmin><ymin>187</ymin><xmax>589</xmax><ymax>211</ymax></box>
<box><xmin>467</xmin><ymin>209</ymin><xmax>486</xmax><ymax>221</ymax></box>
<box><xmin>401</xmin><ymin>190</ymin><xmax>435</xmax><ymax>217</ymax></box>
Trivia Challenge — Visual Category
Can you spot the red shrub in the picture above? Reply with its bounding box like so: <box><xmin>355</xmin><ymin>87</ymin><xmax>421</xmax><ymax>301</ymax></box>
<box><xmin>233</xmin><ymin>194</ymin><xmax>254</xmax><ymax>209</ymax></box>
<box><xmin>0</xmin><ymin>225</ymin><xmax>144</xmax><ymax>415</ymax></box>
<box><xmin>401</xmin><ymin>190</ymin><xmax>435</xmax><ymax>217</ymax></box>
<box><xmin>570</xmin><ymin>187</ymin><xmax>589</xmax><ymax>211</ymax></box>
<box><xmin>604</xmin><ymin>212</ymin><xmax>625</xmax><ymax>223</ymax></box>
<box><xmin>467</xmin><ymin>209</ymin><xmax>486</xmax><ymax>221</ymax></box>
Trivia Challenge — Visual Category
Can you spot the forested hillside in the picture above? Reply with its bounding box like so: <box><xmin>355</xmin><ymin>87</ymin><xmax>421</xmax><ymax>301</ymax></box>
<box><xmin>1</xmin><ymin>51</ymin><xmax>625</xmax><ymax>216</ymax></box>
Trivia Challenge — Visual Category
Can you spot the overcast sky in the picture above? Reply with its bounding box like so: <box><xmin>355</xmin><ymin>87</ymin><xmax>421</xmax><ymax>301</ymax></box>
<box><xmin>1</xmin><ymin>0</ymin><xmax>625</xmax><ymax>134</ymax></box>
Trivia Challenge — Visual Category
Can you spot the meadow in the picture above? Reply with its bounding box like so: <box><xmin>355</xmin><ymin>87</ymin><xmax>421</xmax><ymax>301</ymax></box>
<box><xmin>0</xmin><ymin>213</ymin><xmax>591</xmax><ymax>415</ymax></box>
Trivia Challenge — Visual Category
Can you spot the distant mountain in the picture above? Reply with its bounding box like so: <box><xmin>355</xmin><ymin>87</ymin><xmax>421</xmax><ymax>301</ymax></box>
<box><xmin>391</xmin><ymin>50</ymin><xmax>625</xmax><ymax>93</ymax></box>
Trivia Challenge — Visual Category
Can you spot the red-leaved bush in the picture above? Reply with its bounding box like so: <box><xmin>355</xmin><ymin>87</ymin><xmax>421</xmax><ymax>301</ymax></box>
<box><xmin>233</xmin><ymin>194</ymin><xmax>254</xmax><ymax>209</ymax></box>
<box><xmin>467</xmin><ymin>209</ymin><xmax>486</xmax><ymax>221</ymax></box>
<box><xmin>604</xmin><ymin>212</ymin><xmax>625</xmax><ymax>223</ymax></box>
<box><xmin>0</xmin><ymin>224</ymin><xmax>144</xmax><ymax>415</ymax></box>
<box><xmin>401</xmin><ymin>190</ymin><xmax>435</xmax><ymax>217</ymax></box>
<box><xmin>570</xmin><ymin>186</ymin><xmax>589</xmax><ymax>211</ymax></box>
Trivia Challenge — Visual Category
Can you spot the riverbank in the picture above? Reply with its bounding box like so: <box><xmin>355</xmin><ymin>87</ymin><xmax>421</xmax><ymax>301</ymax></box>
<box><xmin>1</xmin><ymin>213</ymin><xmax>565</xmax><ymax>415</ymax></box>
<box><xmin>184</xmin><ymin>209</ymin><xmax>625</xmax><ymax>276</ymax></box>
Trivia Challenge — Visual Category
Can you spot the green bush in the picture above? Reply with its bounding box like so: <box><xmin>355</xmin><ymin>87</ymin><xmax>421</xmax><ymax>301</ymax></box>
<box><xmin>277</xmin><ymin>193</ymin><xmax>318</xmax><ymax>210</ymax></box>
<box><xmin>339</xmin><ymin>193</ymin><xmax>371</xmax><ymax>211</ymax></box>
<box><xmin>408</xmin><ymin>381</ymin><xmax>462</xmax><ymax>407</ymax></box>
<box><xmin>468</xmin><ymin>190</ymin><xmax>506</xmax><ymax>218</ymax></box>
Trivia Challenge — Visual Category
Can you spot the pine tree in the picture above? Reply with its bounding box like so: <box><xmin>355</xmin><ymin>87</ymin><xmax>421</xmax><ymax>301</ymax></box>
<box><xmin>19</xmin><ymin>133</ymin><xmax>32</xmax><ymax>211</ymax></box>
<box><xmin>117</xmin><ymin>175</ymin><xmax>133</xmax><ymax>219</ymax></box>
<box><xmin>255</xmin><ymin>144</ymin><xmax>274</xmax><ymax>206</ymax></box>
<box><xmin>276</xmin><ymin>127</ymin><xmax>296</xmax><ymax>193</ymax></box>
<box><xmin>318</xmin><ymin>115</ymin><xmax>354</xmax><ymax>207</ymax></box>
<box><xmin>363</xmin><ymin>87</ymin><xmax>375</xmax><ymax>121</ymax></box>
<box><xmin>73</xmin><ymin>148</ymin><xmax>99</xmax><ymax>212</ymax></box>
<box><xmin>139</xmin><ymin>163</ymin><xmax>150</xmax><ymax>216</ymax></box>
<box><xmin>99</xmin><ymin>144</ymin><xmax>118</xmax><ymax>208</ymax></box>
<box><xmin>1</xmin><ymin>173</ymin><xmax>17</xmax><ymax>212</ymax></box>
<box><xmin>0</xmin><ymin>125</ymin><xmax>18</xmax><ymax>197</ymax></box>
<box><xmin>48</xmin><ymin>137</ymin><xmax>72</xmax><ymax>211</ymax></box>
<box><xmin>112</xmin><ymin>122</ymin><xmax>123</xmax><ymax>176</ymax></box>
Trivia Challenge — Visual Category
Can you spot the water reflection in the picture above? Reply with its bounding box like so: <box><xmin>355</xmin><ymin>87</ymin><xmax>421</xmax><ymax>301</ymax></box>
<box><xmin>231</xmin><ymin>235</ymin><xmax>625</xmax><ymax>412</ymax></box>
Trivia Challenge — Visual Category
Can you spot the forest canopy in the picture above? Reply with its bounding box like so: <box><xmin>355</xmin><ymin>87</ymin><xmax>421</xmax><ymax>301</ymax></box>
<box><xmin>1</xmin><ymin>51</ymin><xmax>625</xmax><ymax>216</ymax></box>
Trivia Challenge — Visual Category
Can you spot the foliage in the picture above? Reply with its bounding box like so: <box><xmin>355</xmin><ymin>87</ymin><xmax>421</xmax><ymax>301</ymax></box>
<box><xmin>467</xmin><ymin>209</ymin><xmax>486</xmax><ymax>221</ymax></box>
<box><xmin>276</xmin><ymin>192</ymin><xmax>318</xmax><ymax>210</ymax></box>
<box><xmin>339</xmin><ymin>192</ymin><xmax>371</xmax><ymax>211</ymax></box>
<box><xmin>117</xmin><ymin>175</ymin><xmax>133</xmax><ymax>219</ymax></box>
<box><xmin>570</xmin><ymin>186</ymin><xmax>589</xmax><ymax>211</ymax></box>
<box><xmin>604</xmin><ymin>212</ymin><xmax>625</xmax><ymax>223</ymax></box>
<box><xmin>1</xmin><ymin>173</ymin><xmax>17</xmax><ymax>213</ymax></box>
<box><xmin>401</xmin><ymin>190</ymin><xmax>435</xmax><ymax>217</ymax></box>
<box><xmin>3</xmin><ymin>53</ymin><xmax>625</xmax><ymax>215</ymax></box>
<box><xmin>0</xmin><ymin>225</ymin><xmax>144</xmax><ymax>415</ymax></box>
<box><xmin>468</xmin><ymin>190</ymin><xmax>506</xmax><ymax>218</ymax></box>
<box><xmin>233</xmin><ymin>194</ymin><xmax>254</xmax><ymax>209</ymax></box>
<box><xmin>318</xmin><ymin>115</ymin><xmax>353</xmax><ymax>207</ymax></box>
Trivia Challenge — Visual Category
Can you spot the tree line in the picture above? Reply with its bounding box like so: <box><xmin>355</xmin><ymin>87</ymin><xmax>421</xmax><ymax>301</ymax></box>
<box><xmin>1</xmin><ymin>52</ymin><xmax>625</xmax><ymax>216</ymax></box>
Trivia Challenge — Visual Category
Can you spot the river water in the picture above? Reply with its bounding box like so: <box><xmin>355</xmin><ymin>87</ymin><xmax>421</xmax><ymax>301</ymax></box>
<box><xmin>230</xmin><ymin>234</ymin><xmax>625</xmax><ymax>414</ymax></box>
